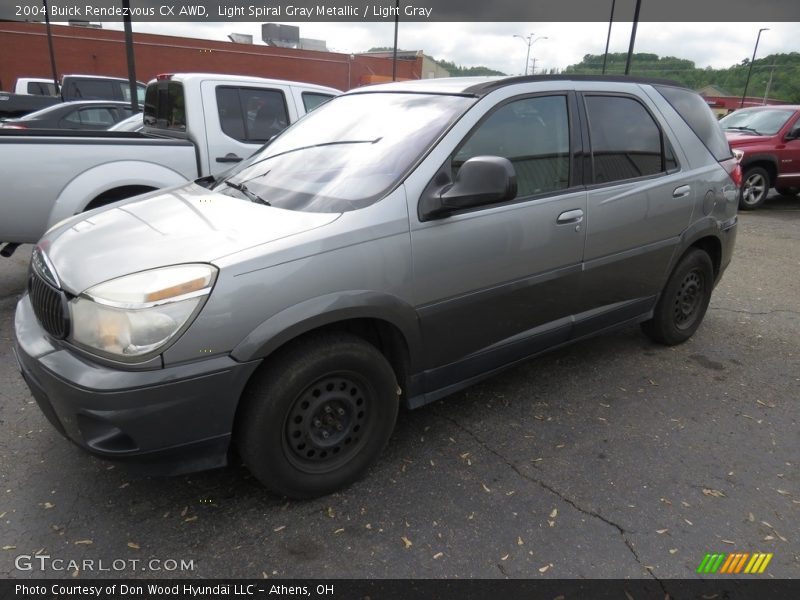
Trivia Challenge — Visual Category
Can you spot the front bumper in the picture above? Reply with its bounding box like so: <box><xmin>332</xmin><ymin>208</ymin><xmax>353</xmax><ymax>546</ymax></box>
<box><xmin>13</xmin><ymin>294</ymin><xmax>261</xmax><ymax>475</ymax></box>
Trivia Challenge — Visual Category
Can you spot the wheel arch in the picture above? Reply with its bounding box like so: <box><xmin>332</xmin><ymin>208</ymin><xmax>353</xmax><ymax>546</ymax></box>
<box><xmin>741</xmin><ymin>154</ymin><xmax>778</xmax><ymax>187</ymax></box>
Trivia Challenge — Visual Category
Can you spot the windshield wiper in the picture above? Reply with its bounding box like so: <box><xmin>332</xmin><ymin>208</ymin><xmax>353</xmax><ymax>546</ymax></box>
<box><xmin>726</xmin><ymin>126</ymin><xmax>762</xmax><ymax>135</ymax></box>
<box><xmin>223</xmin><ymin>180</ymin><xmax>270</xmax><ymax>206</ymax></box>
<box><xmin>240</xmin><ymin>138</ymin><xmax>382</xmax><ymax>173</ymax></box>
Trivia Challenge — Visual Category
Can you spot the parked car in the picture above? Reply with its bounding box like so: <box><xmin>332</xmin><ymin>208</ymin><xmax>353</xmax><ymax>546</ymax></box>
<box><xmin>720</xmin><ymin>105</ymin><xmax>800</xmax><ymax>209</ymax></box>
<box><xmin>0</xmin><ymin>74</ymin><xmax>146</xmax><ymax>119</ymax></box>
<box><xmin>0</xmin><ymin>73</ymin><xmax>339</xmax><ymax>254</ymax></box>
<box><xmin>0</xmin><ymin>100</ymin><xmax>138</xmax><ymax>130</ymax></box>
<box><xmin>13</xmin><ymin>76</ymin><xmax>739</xmax><ymax>498</ymax></box>
<box><xmin>107</xmin><ymin>112</ymin><xmax>144</xmax><ymax>132</ymax></box>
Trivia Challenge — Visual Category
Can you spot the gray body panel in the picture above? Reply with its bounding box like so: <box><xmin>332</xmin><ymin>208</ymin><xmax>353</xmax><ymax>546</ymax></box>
<box><xmin>13</xmin><ymin>76</ymin><xmax>738</xmax><ymax>471</ymax></box>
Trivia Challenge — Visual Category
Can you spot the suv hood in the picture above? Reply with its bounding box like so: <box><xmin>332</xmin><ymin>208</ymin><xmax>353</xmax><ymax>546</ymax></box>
<box><xmin>41</xmin><ymin>182</ymin><xmax>340</xmax><ymax>294</ymax></box>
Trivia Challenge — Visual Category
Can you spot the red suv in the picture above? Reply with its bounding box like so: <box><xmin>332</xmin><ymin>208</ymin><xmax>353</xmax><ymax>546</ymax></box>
<box><xmin>721</xmin><ymin>105</ymin><xmax>800</xmax><ymax>209</ymax></box>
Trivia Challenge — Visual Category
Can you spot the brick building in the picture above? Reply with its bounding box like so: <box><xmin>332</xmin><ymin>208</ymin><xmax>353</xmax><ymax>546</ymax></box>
<box><xmin>0</xmin><ymin>21</ymin><xmax>425</xmax><ymax>92</ymax></box>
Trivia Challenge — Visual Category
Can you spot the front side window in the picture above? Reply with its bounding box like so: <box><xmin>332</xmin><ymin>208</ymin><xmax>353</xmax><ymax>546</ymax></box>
<box><xmin>585</xmin><ymin>95</ymin><xmax>664</xmax><ymax>184</ymax></box>
<box><xmin>216</xmin><ymin>87</ymin><xmax>289</xmax><ymax>142</ymax></box>
<box><xmin>214</xmin><ymin>92</ymin><xmax>474</xmax><ymax>213</ymax></box>
<box><xmin>453</xmin><ymin>95</ymin><xmax>570</xmax><ymax>197</ymax></box>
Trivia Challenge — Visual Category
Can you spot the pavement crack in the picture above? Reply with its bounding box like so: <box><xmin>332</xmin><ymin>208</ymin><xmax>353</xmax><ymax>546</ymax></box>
<box><xmin>709</xmin><ymin>306</ymin><xmax>800</xmax><ymax>317</ymax></box>
<box><xmin>435</xmin><ymin>411</ymin><xmax>668</xmax><ymax>592</ymax></box>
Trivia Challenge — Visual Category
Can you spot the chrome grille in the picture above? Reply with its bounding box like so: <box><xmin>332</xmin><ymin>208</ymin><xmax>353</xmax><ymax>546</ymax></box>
<box><xmin>29</xmin><ymin>271</ymin><xmax>70</xmax><ymax>339</ymax></box>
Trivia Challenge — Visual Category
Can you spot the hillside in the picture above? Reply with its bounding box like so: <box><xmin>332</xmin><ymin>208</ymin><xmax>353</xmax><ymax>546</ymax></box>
<box><xmin>563</xmin><ymin>52</ymin><xmax>800</xmax><ymax>102</ymax></box>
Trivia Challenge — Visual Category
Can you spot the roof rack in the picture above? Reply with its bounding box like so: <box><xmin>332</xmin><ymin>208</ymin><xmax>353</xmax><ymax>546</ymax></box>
<box><xmin>464</xmin><ymin>74</ymin><xmax>687</xmax><ymax>96</ymax></box>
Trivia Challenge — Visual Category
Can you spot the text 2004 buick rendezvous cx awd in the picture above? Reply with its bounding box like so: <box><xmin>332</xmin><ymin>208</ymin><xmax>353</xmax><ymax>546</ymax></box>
<box><xmin>14</xmin><ymin>76</ymin><xmax>740</xmax><ymax>498</ymax></box>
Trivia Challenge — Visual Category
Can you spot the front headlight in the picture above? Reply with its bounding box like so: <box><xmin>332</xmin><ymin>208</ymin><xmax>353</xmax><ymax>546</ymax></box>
<box><xmin>69</xmin><ymin>264</ymin><xmax>217</xmax><ymax>361</ymax></box>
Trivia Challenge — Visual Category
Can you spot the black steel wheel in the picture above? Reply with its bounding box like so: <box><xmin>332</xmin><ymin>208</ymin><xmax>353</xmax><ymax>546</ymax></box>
<box><xmin>236</xmin><ymin>332</ymin><xmax>398</xmax><ymax>498</ymax></box>
<box><xmin>641</xmin><ymin>248</ymin><xmax>714</xmax><ymax>346</ymax></box>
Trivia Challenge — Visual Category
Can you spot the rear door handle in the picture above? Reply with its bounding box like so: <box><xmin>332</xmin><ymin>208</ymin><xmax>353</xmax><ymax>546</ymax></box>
<box><xmin>557</xmin><ymin>209</ymin><xmax>584</xmax><ymax>224</ymax></box>
<box><xmin>673</xmin><ymin>185</ymin><xmax>691</xmax><ymax>198</ymax></box>
<box><xmin>216</xmin><ymin>154</ymin><xmax>243</xmax><ymax>163</ymax></box>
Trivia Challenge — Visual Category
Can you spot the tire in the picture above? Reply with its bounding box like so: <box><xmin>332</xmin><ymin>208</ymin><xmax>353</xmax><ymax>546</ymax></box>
<box><xmin>235</xmin><ymin>332</ymin><xmax>399</xmax><ymax>499</ymax></box>
<box><xmin>775</xmin><ymin>186</ymin><xmax>799</xmax><ymax>197</ymax></box>
<box><xmin>739</xmin><ymin>166</ymin><xmax>770</xmax><ymax>210</ymax></box>
<box><xmin>641</xmin><ymin>248</ymin><xmax>714</xmax><ymax>346</ymax></box>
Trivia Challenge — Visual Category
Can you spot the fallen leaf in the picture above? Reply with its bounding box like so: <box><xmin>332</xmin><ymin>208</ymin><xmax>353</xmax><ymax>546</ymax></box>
<box><xmin>184</xmin><ymin>516</ymin><xmax>198</xmax><ymax>523</ymax></box>
<box><xmin>548</xmin><ymin>520</ymin><xmax>555</xmax><ymax>528</ymax></box>
<box><xmin>433</xmin><ymin>552</ymin><xmax>443</xmax><ymax>559</ymax></box>
<box><xmin>506</xmin><ymin>491</ymin><xmax>515</xmax><ymax>496</ymax></box>
<box><xmin>764</xmin><ymin>535</ymin><xmax>775</xmax><ymax>541</ymax></box>
<box><xmin>722</xmin><ymin>539</ymin><xmax>735</xmax><ymax>545</ymax></box>
<box><xmin>482</xmin><ymin>483</ymin><xmax>491</xmax><ymax>493</ymax></box>
<box><xmin>684</xmin><ymin>519</ymin><xmax>693</xmax><ymax>526</ymax></box>
<box><xmin>74</xmin><ymin>540</ymin><xmax>93</xmax><ymax>545</ymax></box>
<box><xmin>703</xmin><ymin>488</ymin><xmax>726</xmax><ymax>498</ymax></box>
<box><xmin>549</xmin><ymin>508</ymin><xmax>558</xmax><ymax>519</ymax></box>
<box><xmin>649</xmin><ymin>379</ymin><xmax>659</xmax><ymax>386</ymax></box>
<box><xmin>501</xmin><ymin>554</ymin><xmax>509</xmax><ymax>561</ymax></box>
<box><xmin>656</xmin><ymin>528</ymin><xmax>669</xmax><ymax>534</ymax></box>
<box><xmin>334</xmin><ymin>528</ymin><xmax>345</xmax><ymax>534</ymax></box>
<box><xmin>776</xmin><ymin>490</ymin><xmax>790</xmax><ymax>496</ymax></box>
<box><xmin>273</xmin><ymin>525</ymin><xmax>286</xmax><ymax>532</ymax></box>
<box><xmin>401</xmin><ymin>536</ymin><xmax>413</xmax><ymax>549</ymax></box>
<box><xmin>669</xmin><ymin>548</ymin><xmax>678</xmax><ymax>554</ymax></box>
<box><xmin>660</xmin><ymin>498</ymin><xmax>672</xmax><ymax>505</ymax></box>
<box><xmin>127</xmin><ymin>542</ymin><xmax>140</xmax><ymax>550</ymax></box>
<box><xmin>2</xmin><ymin>545</ymin><xmax>16</xmax><ymax>550</ymax></box>
<box><xmin>180</xmin><ymin>506</ymin><xmax>188</xmax><ymax>517</ymax></box>
<box><xmin>326</xmin><ymin>507</ymin><xmax>335</xmax><ymax>518</ymax></box>
<box><xmin>748</xmin><ymin>512</ymin><xmax>755</xmax><ymax>522</ymax></box>
<box><xmin>517</xmin><ymin>536</ymin><xmax>524</xmax><ymax>546</ymax></box>
<box><xmin>43</xmin><ymin>502</ymin><xmax>55</xmax><ymax>509</ymax></box>
<box><xmin>538</xmin><ymin>563</ymin><xmax>552</xmax><ymax>573</ymax></box>
<box><xmin>0</xmin><ymin>512</ymin><xmax>6</xmax><ymax>519</ymax></box>
<box><xmin>119</xmin><ymin>482</ymin><xmax>130</xmax><ymax>489</ymax></box>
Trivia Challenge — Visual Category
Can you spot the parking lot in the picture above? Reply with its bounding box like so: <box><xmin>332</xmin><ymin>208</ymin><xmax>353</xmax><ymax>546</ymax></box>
<box><xmin>0</xmin><ymin>195</ymin><xmax>798</xmax><ymax>581</ymax></box>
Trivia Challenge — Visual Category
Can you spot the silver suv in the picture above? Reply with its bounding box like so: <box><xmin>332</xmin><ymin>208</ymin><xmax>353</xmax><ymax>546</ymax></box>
<box><xmin>14</xmin><ymin>76</ymin><xmax>739</xmax><ymax>498</ymax></box>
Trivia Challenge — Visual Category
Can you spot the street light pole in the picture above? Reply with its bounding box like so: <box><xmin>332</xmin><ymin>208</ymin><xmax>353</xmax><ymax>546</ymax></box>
<box><xmin>741</xmin><ymin>28</ymin><xmax>769</xmax><ymax>109</ymax></box>
<box><xmin>602</xmin><ymin>0</ymin><xmax>616</xmax><ymax>74</ymax></box>
<box><xmin>513</xmin><ymin>34</ymin><xmax>548</xmax><ymax>76</ymax></box>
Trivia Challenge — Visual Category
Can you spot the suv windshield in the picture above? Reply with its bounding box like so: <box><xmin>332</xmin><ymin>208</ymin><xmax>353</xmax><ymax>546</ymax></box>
<box><xmin>214</xmin><ymin>92</ymin><xmax>474</xmax><ymax>212</ymax></box>
<box><xmin>720</xmin><ymin>108</ymin><xmax>795</xmax><ymax>136</ymax></box>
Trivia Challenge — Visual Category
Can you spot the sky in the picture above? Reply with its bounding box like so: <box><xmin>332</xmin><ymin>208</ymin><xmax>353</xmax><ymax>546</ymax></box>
<box><xmin>97</xmin><ymin>21</ymin><xmax>799</xmax><ymax>76</ymax></box>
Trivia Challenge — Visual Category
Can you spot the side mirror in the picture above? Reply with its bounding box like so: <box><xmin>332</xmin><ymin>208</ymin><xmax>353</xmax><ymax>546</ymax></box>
<box><xmin>420</xmin><ymin>156</ymin><xmax>517</xmax><ymax>220</ymax></box>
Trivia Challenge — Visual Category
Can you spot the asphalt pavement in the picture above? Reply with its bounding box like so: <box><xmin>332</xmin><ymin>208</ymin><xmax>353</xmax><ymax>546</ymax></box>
<box><xmin>1</xmin><ymin>195</ymin><xmax>798</xmax><ymax>581</ymax></box>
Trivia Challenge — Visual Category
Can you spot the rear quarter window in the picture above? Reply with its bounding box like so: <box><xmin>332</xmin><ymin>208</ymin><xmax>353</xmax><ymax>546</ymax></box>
<box><xmin>655</xmin><ymin>85</ymin><xmax>731</xmax><ymax>161</ymax></box>
<box><xmin>143</xmin><ymin>81</ymin><xmax>186</xmax><ymax>132</ymax></box>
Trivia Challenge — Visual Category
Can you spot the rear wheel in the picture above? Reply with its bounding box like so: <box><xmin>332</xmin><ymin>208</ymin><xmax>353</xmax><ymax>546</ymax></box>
<box><xmin>739</xmin><ymin>166</ymin><xmax>770</xmax><ymax>210</ymax></box>
<box><xmin>236</xmin><ymin>332</ymin><xmax>399</xmax><ymax>498</ymax></box>
<box><xmin>641</xmin><ymin>248</ymin><xmax>714</xmax><ymax>346</ymax></box>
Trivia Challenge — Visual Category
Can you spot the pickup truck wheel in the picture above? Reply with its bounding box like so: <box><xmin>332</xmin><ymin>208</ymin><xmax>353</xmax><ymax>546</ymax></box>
<box><xmin>775</xmin><ymin>186</ymin><xmax>799</xmax><ymax>197</ymax></box>
<box><xmin>641</xmin><ymin>248</ymin><xmax>713</xmax><ymax>346</ymax></box>
<box><xmin>739</xmin><ymin>166</ymin><xmax>770</xmax><ymax>210</ymax></box>
<box><xmin>236</xmin><ymin>332</ymin><xmax>398</xmax><ymax>499</ymax></box>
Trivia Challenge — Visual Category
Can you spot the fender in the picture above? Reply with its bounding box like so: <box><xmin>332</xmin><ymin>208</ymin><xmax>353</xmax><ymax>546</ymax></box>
<box><xmin>231</xmin><ymin>290</ymin><xmax>422</xmax><ymax>369</ymax></box>
<box><xmin>46</xmin><ymin>160</ymin><xmax>191</xmax><ymax>230</ymax></box>
<box><xmin>740</xmin><ymin>153</ymin><xmax>778</xmax><ymax>175</ymax></box>
<box><xmin>671</xmin><ymin>216</ymin><xmax>725</xmax><ymax>276</ymax></box>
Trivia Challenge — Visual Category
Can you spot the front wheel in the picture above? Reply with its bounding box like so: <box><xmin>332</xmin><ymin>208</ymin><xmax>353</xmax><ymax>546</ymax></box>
<box><xmin>641</xmin><ymin>248</ymin><xmax>714</xmax><ymax>346</ymax></box>
<box><xmin>236</xmin><ymin>332</ymin><xmax>399</xmax><ymax>498</ymax></box>
<box><xmin>739</xmin><ymin>166</ymin><xmax>770</xmax><ymax>210</ymax></box>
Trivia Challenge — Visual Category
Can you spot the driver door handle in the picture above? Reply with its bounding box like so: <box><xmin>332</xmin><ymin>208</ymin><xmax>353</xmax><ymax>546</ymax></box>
<box><xmin>673</xmin><ymin>185</ymin><xmax>691</xmax><ymax>198</ymax></box>
<box><xmin>216</xmin><ymin>154</ymin><xmax>243</xmax><ymax>163</ymax></box>
<box><xmin>557</xmin><ymin>209</ymin><xmax>584</xmax><ymax>224</ymax></box>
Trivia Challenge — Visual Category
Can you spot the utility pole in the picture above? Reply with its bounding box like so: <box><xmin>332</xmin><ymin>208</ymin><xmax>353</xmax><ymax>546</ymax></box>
<box><xmin>42</xmin><ymin>0</ymin><xmax>60</xmax><ymax>95</ymax></box>
<box><xmin>763</xmin><ymin>65</ymin><xmax>775</xmax><ymax>105</ymax></box>
<box><xmin>741</xmin><ymin>28</ymin><xmax>768</xmax><ymax>108</ymax></box>
<box><xmin>530</xmin><ymin>57</ymin><xmax>539</xmax><ymax>75</ymax></box>
<box><xmin>602</xmin><ymin>0</ymin><xmax>616</xmax><ymax>74</ymax></box>
<box><xmin>121</xmin><ymin>0</ymin><xmax>138</xmax><ymax>112</ymax></box>
<box><xmin>624</xmin><ymin>0</ymin><xmax>642</xmax><ymax>75</ymax></box>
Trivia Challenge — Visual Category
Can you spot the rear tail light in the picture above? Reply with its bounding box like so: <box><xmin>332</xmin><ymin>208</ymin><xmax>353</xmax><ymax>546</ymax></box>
<box><xmin>1</xmin><ymin>124</ymin><xmax>27</xmax><ymax>129</ymax></box>
<box><xmin>156</xmin><ymin>73</ymin><xmax>173</xmax><ymax>80</ymax></box>
<box><xmin>722</xmin><ymin>153</ymin><xmax>742</xmax><ymax>189</ymax></box>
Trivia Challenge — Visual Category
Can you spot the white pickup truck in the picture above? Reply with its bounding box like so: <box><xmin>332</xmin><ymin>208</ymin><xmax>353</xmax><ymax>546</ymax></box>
<box><xmin>0</xmin><ymin>73</ymin><xmax>339</xmax><ymax>255</ymax></box>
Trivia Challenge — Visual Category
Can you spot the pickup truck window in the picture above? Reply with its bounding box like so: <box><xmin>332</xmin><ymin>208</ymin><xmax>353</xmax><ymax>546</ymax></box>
<box><xmin>144</xmin><ymin>81</ymin><xmax>186</xmax><ymax>131</ymax></box>
<box><xmin>28</xmin><ymin>81</ymin><xmax>56</xmax><ymax>96</ymax></box>
<box><xmin>302</xmin><ymin>92</ymin><xmax>334</xmax><ymax>112</ymax></box>
<box><xmin>216</xmin><ymin>86</ymin><xmax>289</xmax><ymax>143</ymax></box>
<box><xmin>719</xmin><ymin>108</ymin><xmax>795</xmax><ymax>136</ymax></box>
<box><xmin>217</xmin><ymin>92</ymin><xmax>474</xmax><ymax>213</ymax></box>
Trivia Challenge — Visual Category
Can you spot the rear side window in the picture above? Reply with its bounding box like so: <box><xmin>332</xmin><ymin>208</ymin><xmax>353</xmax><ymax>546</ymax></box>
<box><xmin>28</xmin><ymin>81</ymin><xmax>56</xmax><ymax>96</ymax></box>
<box><xmin>302</xmin><ymin>92</ymin><xmax>334</xmax><ymax>113</ymax></box>
<box><xmin>70</xmin><ymin>79</ymin><xmax>116</xmax><ymax>100</ymax></box>
<box><xmin>655</xmin><ymin>85</ymin><xmax>732</xmax><ymax>161</ymax></box>
<box><xmin>78</xmin><ymin>107</ymin><xmax>116</xmax><ymax>127</ymax></box>
<box><xmin>216</xmin><ymin>86</ymin><xmax>289</xmax><ymax>142</ymax></box>
<box><xmin>454</xmin><ymin>95</ymin><xmax>570</xmax><ymax>197</ymax></box>
<box><xmin>143</xmin><ymin>81</ymin><xmax>186</xmax><ymax>131</ymax></box>
<box><xmin>584</xmin><ymin>95</ymin><xmax>665</xmax><ymax>184</ymax></box>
